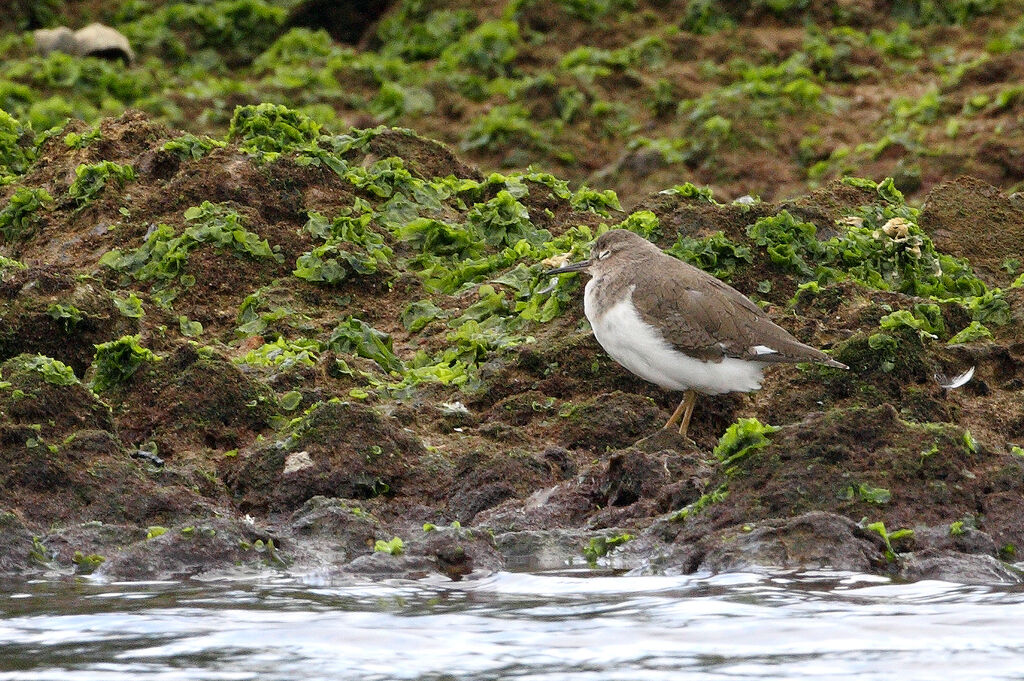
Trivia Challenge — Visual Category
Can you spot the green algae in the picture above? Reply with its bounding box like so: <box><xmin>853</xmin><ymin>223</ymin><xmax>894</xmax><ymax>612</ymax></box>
<box><xmin>714</xmin><ymin>417</ymin><xmax>780</xmax><ymax>469</ymax></box>
<box><xmin>100</xmin><ymin>201</ymin><xmax>282</xmax><ymax>288</ymax></box>
<box><xmin>0</xmin><ymin>109</ymin><xmax>36</xmax><ymax>181</ymax></box>
<box><xmin>583</xmin><ymin>532</ymin><xmax>634</xmax><ymax>565</ymax></box>
<box><xmin>863</xmin><ymin>520</ymin><xmax>914</xmax><ymax>562</ymax></box>
<box><xmin>328</xmin><ymin>318</ymin><xmax>403</xmax><ymax>374</ymax></box>
<box><xmin>234</xmin><ymin>337</ymin><xmax>319</xmax><ymax>370</ymax></box>
<box><xmin>0</xmin><ymin>186</ymin><xmax>52</xmax><ymax>241</ymax></box>
<box><xmin>294</xmin><ymin>210</ymin><xmax>392</xmax><ymax>286</ymax></box>
<box><xmin>16</xmin><ymin>354</ymin><xmax>78</xmax><ymax>386</ymax></box>
<box><xmin>373</xmin><ymin>536</ymin><xmax>405</xmax><ymax>555</ymax></box>
<box><xmin>89</xmin><ymin>335</ymin><xmax>160</xmax><ymax>392</ymax></box>
<box><xmin>68</xmin><ymin>161</ymin><xmax>136</xmax><ymax>207</ymax></box>
<box><xmin>112</xmin><ymin>292</ymin><xmax>145</xmax><ymax>319</ymax></box>
<box><xmin>46</xmin><ymin>302</ymin><xmax>85</xmax><ymax>333</ymax></box>
<box><xmin>227</xmin><ymin>102</ymin><xmax>321</xmax><ymax>155</ymax></box>
<box><xmin>671</xmin><ymin>483</ymin><xmax>729</xmax><ymax>522</ymax></box>
<box><xmin>666</xmin><ymin>230</ymin><xmax>752</xmax><ymax>281</ymax></box>
<box><xmin>162</xmin><ymin>132</ymin><xmax>226</xmax><ymax>160</ymax></box>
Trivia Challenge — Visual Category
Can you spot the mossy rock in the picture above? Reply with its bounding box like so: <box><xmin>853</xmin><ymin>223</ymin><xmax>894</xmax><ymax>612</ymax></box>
<box><xmin>0</xmin><ymin>353</ymin><xmax>115</xmax><ymax>437</ymax></box>
<box><xmin>227</xmin><ymin>399</ymin><xmax>426</xmax><ymax>511</ymax></box>
<box><xmin>111</xmin><ymin>344</ymin><xmax>279</xmax><ymax>453</ymax></box>
<box><xmin>558</xmin><ymin>390</ymin><xmax>662</xmax><ymax>451</ymax></box>
<box><xmin>0</xmin><ymin>268</ymin><xmax>137</xmax><ymax>376</ymax></box>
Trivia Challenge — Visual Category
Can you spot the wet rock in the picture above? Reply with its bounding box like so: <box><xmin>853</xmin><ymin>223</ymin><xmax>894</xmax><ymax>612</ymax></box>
<box><xmin>287</xmin><ymin>496</ymin><xmax>382</xmax><ymax>566</ymax></box>
<box><xmin>912</xmin><ymin>524</ymin><xmax>998</xmax><ymax>556</ymax></box>
<box><xmin>114</xmin><ymin>344</ymin><xmax>278</xmax><ymax>454</ymax></box>
<box><xmin>44</xmin><ymin>521</ymin><xmax>143</xmax><ymax>573</ymax></box>
<box><xmin>446</xmin><ymin>447</ymin><xmax>563</xmax><ymax>523</ymax></box>
<box><xmin>343</xmin><ymin>525</ymin><xmax>503</xmax><ymax>580</ymax></box>
<box><xmin>558</xmin><ymin>390</ymin><xmax>662</xmax><ymax>450</ymax></box>
<box><xmin>492</xmin><ymin>529</ymin><xmax>602</xmax><ymax>571</ymax></box>
<box><xmin>475</xmin><ymin>478</ymin><xmax>599</xmax><ymax>533</ymax></box>
<box><xmin>35</xmin><ymin>23</ymin><xmax>135</xmax><ymax>63</ymax></box>
<box><xmin>359</xmin><ymin>128</ymin><xmax>481</xmax><ymax>181</ymax></box>
<box><xmin>96</xmin><ymin>518</ymin><xmax>275</xmax><ymax>580</ymax></box>
<box><xmin>228</xmin><ymin>400</ymin><xmax>426</xmax><ymax>511</ymax></box>
<box><xmin>0</xmin><ymin>511</ymin><xmax>35</xmax><ymax>575</ymax></box>
<box><xmin>0</xmin><ymin>268</ymin><xmax>137</xmax><ymax>376</ymax></box>
<box><xmin>898</xmin><ymin>549</ymin><xmax>1022</xmax><ymax>585</ymax></box>
<box><xmin>698</xmin><ymin>512</ymin><xmax>887</xmax><ymax>573</ymax></box>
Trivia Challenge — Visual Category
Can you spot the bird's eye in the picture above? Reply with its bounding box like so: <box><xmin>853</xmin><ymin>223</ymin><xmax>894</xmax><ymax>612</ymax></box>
<box><xmin>598</xmin><ymin>249</ymin><xmax>611</xmax><ymax>260</ymax></box>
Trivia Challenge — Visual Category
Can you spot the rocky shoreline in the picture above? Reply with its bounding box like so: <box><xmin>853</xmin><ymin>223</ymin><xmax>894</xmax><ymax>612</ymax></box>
<box><xmin>2</xmin><ymin>109</ymin><xmax>1023</xmax><ymax>584</ymax></box>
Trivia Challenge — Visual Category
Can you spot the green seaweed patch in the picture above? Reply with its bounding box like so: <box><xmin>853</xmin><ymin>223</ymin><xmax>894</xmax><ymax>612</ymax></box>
<box><xmin>659</xmin><ymin>182</ymin><xmax>716</xmax><ymax>203</ymax></box>
<box><xmin>747</xmin><ymin>185</ymin><xmax>998</xmax><ymax>314</ymax></box>
<box><xmin>0</xmin><ymin>187</ymin><xmax>53</xmax><ymax>241</ymax></box>
<box><xmin>101</xmin><ymin>201</ymin><xmax>282</xmax><ymax>287</ymax></box>
<box><xmin>863</xmin><ymin>520</ymin><xmax>913</xmax><ymax>562</ymax></box>
<box><xmin>162</xmin><ymin>132</ymin><xmax>227</xmax><ymax>160</ymax></box>
<box><xmin>451</xmin><ymin>284</ymin><xmax>509</xmax><ymax>326</ymax></box>
<box><xmin>401</xmin><ymin>300</ymin><xmax>443</xmax><ymax>333</ymax></box>
<box><xmin>234</xmin><ymin>336</ymin><xmax>319</xmax><ymax>370</ymax></box>
<box><xmin>46</xmin><ymin>302</ymin><xmax>85</xmax><ymax>333</ymax></box>
<box><xmin>618</xmin><ymin>210</ymin><xmax>660</xmax><ymax>239</ymax></box>
<box><xmin>19</xmin><ymin>354</ymin><xmax>78</xmax><ymax>386</ymax></box>
<box><xmin>68</xmin><ymin>161</ymin><xmax>136</xmax><ymax>207</ymax></box>
<box><xmin>570</xmin><ymin>186</ymin><xmax>621</xmax><ymax>216</ymax></box>
<box><xmin>90</xmin><ymin>335</ymin><xmax>160</xmax><ymax>392</ymax></box>
<box><xmin>671</xmin><ymin>483</ymin><xmax>729</xmax><ymax>521</ymax></box>
<box><xmin>461</xmin><ymin>104</ymin><xmax>541</xmax><ymax>152</ymax></box>
<box><xmin>0</xmin><ymin>110</ymin><xmax>36</xmax><ymax>181</ymax></box>
<box><xmin>293</xmin><ymin>210</ymin><xmax>392</xmax><ymax>285</ymax></box>
<box><xmin>879</xmin><ymin>305</ymin><xmax>943</xmax><ymax>341</ymax></box>
<box><xmin>227</xmin><ymin>102</ymin><xmax>321</xmax><ymax>154</ymax></box>
<box><xmin>328</xmin><ymin>317</ymin><xmax>403</xmax><ymax>374</ymax></box>
<box><xmin>146</xmin><ymin>525</ymin><xmax>168</xmax><ymax>540</ymax></box>
<box><xmin>841</xmin><ymin>483</ymin><xmax>892</xmax><ymax>504</ymax></box>
<box><xmin>373</xmin><ymin>536</ymin><xmax>404</xmax><ymax>555</ymax></box>
<box><xmin>72</xmin><ymin>551</ymin><xmax>106</xmax><ymax>573</ymax></box>
<box><xmin>947</xmin><ymin>321</ymin><xmax>992</xmax><ymax>344</ymax></box>
<box><xmin>376</xmin><ymin>5</ymin><xmax>474</xmax><ymax>60</ymax></box>
<box><xmin>714</xmin><ymin>417</ymin><xmax>780</xmax><ymax>470</ymax></box>
<box><xmin>583</xmin><ymin>532</ymin><xmax>634</xmax><ymax>565</ymax></box>
<box><xmin>666</xmin><ymin>230</ymin><xmax>752</xmax><ymax>281</ymax></box>
<box><xmin>468</xmin><ymin>190</ymin><xmax>550</xmax><ymax>248</ymax></box>
<box><xmin>112</xmin><ymin>292</ymin><xmax>145</xmax><ymax>318</ymax></box>
<box><xmin>234</xmin><ymin>289</ymin><xmax>304</xmax><ymax>337</ymax></box>
<box><xmin>0</xmin><ymin>254</ymin><xmax>27</xmax><ymax>271</ymax></box>
<box><xmin>64</xmin><ymin>124</ymin><xmax>101</xmax><ymax>149</ymax></box>
<box><xmin>121</xmin><ymin>0</ymin><xmax>286</xmax><ymax>66</ymax></box>
<box><xmin>747</xmin><ymin>210</ymin><xmax>822</xmax><ymax>276</ymax></box>
<box><xmin>440</xmin><ymin>19</ymin><xmax>520</xmax><ymax>79</ymax></box>
<box><xmin>397</xmin><ymin>218</ymin><xmax>484</xmax><ymax>259</ymax></box>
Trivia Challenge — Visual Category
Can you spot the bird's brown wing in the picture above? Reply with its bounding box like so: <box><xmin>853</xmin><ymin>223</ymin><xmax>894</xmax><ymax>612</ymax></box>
<box><xmin>631</xmin><ymin>255</ymin><xmax>837</xmax><ymax>365</ymax></box>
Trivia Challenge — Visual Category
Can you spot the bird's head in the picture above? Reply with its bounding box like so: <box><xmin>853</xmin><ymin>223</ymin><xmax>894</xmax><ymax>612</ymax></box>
<box><xmin>544</xmin><ymin>229</ymin><xmax>656</xmax><ymax>277</ymax></box>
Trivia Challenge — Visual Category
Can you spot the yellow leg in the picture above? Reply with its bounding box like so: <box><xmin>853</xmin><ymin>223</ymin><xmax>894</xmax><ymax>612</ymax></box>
<box><xmin>664</xmin><ymin>389</ymin><xmax>697</xmax><ymax>436</ymax></box>
<box><xmin>677</xmin><ymin>390</ymin><xmax>697</xmax><ymax>438</ymax></box>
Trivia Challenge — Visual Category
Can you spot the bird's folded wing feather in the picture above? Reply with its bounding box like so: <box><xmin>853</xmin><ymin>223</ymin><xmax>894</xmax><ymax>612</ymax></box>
<box><xmin>631</xmin><ymin>258</ymin><xmax>832</xmax><ymax>364</ymax></box>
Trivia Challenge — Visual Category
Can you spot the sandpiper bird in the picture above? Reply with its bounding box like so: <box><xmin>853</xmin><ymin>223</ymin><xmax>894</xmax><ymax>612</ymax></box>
<box><xmin>546</xmin><ymin>229</ymin><xmax>847</xmax><ymax>438</ymax></box>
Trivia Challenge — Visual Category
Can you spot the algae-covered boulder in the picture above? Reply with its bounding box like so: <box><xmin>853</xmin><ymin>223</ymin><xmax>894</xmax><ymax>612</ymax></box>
<box><xmin>0</xmin><ymin>267</ymin><xmax>138</xmax><ymax>376</ymax></box>
<box><xmin>0</xmin><ymin>353</ymin><xmax>210</xmax><ymax>542</ymax></box>
<box><xmin>228</xmin><ymin>399</ymin><xmax>427</xmax><ymax>510</ymax></box>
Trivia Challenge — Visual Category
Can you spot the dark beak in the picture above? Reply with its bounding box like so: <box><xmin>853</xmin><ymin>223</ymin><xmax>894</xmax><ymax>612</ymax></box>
<box><xmin>544</xmin><ymin>259</ymin><xmax>591</xmax><ymax>275</ymax></box>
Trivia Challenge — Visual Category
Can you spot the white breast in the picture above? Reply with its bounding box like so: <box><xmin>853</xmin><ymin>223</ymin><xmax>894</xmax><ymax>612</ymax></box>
<box><xmin>584</xmin><ymin>280</ymin><xmax>765</xmax><ymax>395</ymax></box>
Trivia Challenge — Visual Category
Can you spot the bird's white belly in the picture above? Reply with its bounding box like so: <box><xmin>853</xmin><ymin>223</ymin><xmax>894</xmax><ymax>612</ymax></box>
<box><xmin>585</xmin><ymin>282</ymin><xmax>764</xmax><ymax>395</ymax></box>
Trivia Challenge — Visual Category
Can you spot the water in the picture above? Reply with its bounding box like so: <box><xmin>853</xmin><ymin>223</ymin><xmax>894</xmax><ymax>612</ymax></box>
<box><xmin>2</xmin><ymin>570</ymin><xmax>1023</xmax><ymax>681</ymax></box>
